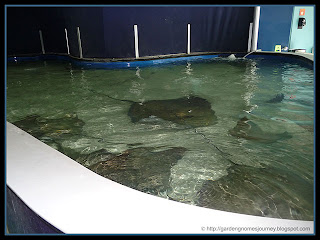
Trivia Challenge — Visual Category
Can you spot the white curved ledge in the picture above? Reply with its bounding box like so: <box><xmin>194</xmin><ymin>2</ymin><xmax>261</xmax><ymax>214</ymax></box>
<box><xmin>6</xmin><ymin>122</ymin><xmax>314</xmax><ymax>234</ymax></box>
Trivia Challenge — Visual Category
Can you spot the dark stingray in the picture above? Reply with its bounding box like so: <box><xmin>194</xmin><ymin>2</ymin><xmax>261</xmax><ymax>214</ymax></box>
<box><xmin>228</xmin><ymin>117</ymin><xmax>292</xmax><ymax>143</ymax></box>
<box><xmin>266</xmin><ymin>93</ymin><xmax>285</xmax><ymax>103</ymax></box>
<box><xmin>13</xmin><ymin>114</ymin><xmax>85</xmax><ymax>138</ymax></box>
<box><xmin>128</xmin><ymin>96</ymin><xmax>217</xmax><ymax>127</ymax></box>
<box><xmin>12</xmin><ymin>114</ymin><xmax>85</xmax><ymax>151</ymax></box>
<box><xmin>83</xmin><ymin>147</ymin><xmax>187</xmax><ymax>195</ymax></box>
<box><xmin>86</xmin><ymin>87</ymin><xmax>217</xmax><ymax>127</ymax></box>
<box><xmin>197</xmin><ymin>164</ymin><xmax>313</xmax><ymax>220</ymax></box>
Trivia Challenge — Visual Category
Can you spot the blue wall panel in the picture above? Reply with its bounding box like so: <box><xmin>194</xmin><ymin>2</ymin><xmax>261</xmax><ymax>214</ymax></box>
<box><xmin>289</xmin><ymin>6</ymin><xmax>314</xmax><ymax>53</ymax></box>
<box><xmin>257</xmin><ymin>5</ymin><xmax>293</xmax><ymax>51</ymax></box>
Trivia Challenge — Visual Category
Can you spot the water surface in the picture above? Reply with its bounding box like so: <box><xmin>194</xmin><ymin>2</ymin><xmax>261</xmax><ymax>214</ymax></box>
<box><xmin>6</xmin><ymin>57</ymin><xmax>314</xmax><ymax>220</ymax></box>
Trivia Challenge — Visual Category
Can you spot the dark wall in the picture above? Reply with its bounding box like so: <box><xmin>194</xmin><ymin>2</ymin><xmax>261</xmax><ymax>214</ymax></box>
<box><xmin>190</xmin><ymin>7</ymin><xmax>254</xmax><ymax>53</ymax></box>
<box><xmin>6</xmin><ymin>186</ymin><xmax>63</xmax><ymax>234</ymax></box>
<box><xmin>7</xmin><ymin>7</ymin><xmax>43</xmax><ymax>55</ymax></box>
<box><xmin>257</xmin><ymin>5</ymin><xmax>293</xmax><ymax>51</ymax></box>
<box><xmin>7</xmin><ymin>7</ymin><xmax>105</xmax><ymax>57</ymax></box>
<box><xmin>38</xmin><ymin>7</ymin><xmax>69</xmax><ymax>54</ymax></box>
<box><xmin>62</xmin><ymin>7</ymin><xmax>106</xmax><ymax>58</ymax></box>
<box><xmin>7</xmin><ymin>6</ymin><xmax>254</xmax><ymax>58</ymax></box>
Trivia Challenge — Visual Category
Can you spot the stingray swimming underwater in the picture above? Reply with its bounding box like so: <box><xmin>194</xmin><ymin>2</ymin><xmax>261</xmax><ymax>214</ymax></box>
<box><xmin>128</xmin><ymin>96</ymin><xmax>217</xmax><ymax>127</ymax></box>
<box><xmin>61</xmin><ymin>146</ymin><xmax>187</xmax><ymax>195</ymax></box>
<box><xmin>266</xmin><ymin>93</ymin><xmax>285</xmax><ymax>103</ymax></box>
<box><xmin>87</xmin><ymin>88</ymin><xmax>217</xmax><ymax>127</ymax></box>
<box><xmin>197</xmin><ymin>164</ymin><xmax>313</xmax><ymax>220</ymax></box>
<box><xmin>228</xmin><ymin>116</ymin><xmax>292</xmax><ymax>143</ymax></box>
<box><xmin>12</xmin><ymin>114</ymin><xmax>86</xmax><ymax>151</ymax></box>
<box><xmin>12</xmin><ymin>114</ymin><xmax>85</xmax><ymax>139</ymax></box>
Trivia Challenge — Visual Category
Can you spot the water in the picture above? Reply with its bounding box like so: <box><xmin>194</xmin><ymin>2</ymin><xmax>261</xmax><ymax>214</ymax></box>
<box><xmin>6</xmin><ymin>57</ymin><xmax>314</xmax><ymax>220</ymax></box>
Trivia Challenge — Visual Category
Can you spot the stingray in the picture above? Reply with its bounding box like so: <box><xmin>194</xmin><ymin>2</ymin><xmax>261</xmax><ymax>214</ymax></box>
<box><xmin>13</xmin><ymin>114</ymin><xmax>85</xmax><ymax>138</ymax></box>
<box><xmin>75</xmin><ymin>147</ymin><xmax>187</xmax><ymax>195</ymax></box>
<box><xmin>128</xmin><ymin>96</ymin><xmax>217</xmax><ymax>127</ymax></box>
<box><xmin>12</xmin><ymin>114</ymin><xmax>86</xmax><ymax>151</ymax></box>
<box><xmin>266</xmin><ymin>93</ymin><xmax>285</xmax><ymax>103</ymax></box>
<box><xmin>197</xmin><ymin>164</ymin><xmax>313</xmax><ymax>220</ymax></box>
<box><xmin>86</xmin><ymin>88</ymin><xmax>217</xmax><ymax>127</ymax></box>
<box><xmin>228</xmin><ymin>117</ymin><xmax>292</xmax><ymax>143</ymax></box>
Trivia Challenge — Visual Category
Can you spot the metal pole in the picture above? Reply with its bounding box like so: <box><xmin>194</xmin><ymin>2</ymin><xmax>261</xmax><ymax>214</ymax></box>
<box><xmin>77</xmin><ymin>27</ymin><xmax>83</xmax><ymax>59</ymax></box>
<box><xmin>251</xmin><ymin>6</ymin><xmax>261</xmax><ymax>52</ymax></box>
<box><xmin>65</xmin><ymin>28</ymin><xmax>70</xmax><ymax>55</ymax></box>
<box><xmin>187</xmin><ymin>23</ymin><xmax>191</xmax><ymax>54</ymax></box>
<box><xmin>134</xmin><ymin>24</ymin><xmax>139</xmax><ymax>59</ymax></box>
<box><xmin>247</xmin><ymin>22</ymin><xmax>253</xmax><ymax>52</ymax></box>
<box><xmin>39</xmin><ymin>30</ymin><xmax>45</xmax><ymax>54</ymax></box>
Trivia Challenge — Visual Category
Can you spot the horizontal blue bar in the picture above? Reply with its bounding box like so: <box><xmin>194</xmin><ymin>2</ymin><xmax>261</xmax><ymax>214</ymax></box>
<box><xmin>7</xmin><ymin>53</ymin><xmax>312</xmax><ymax>69</ymax></box>
<box><xmin>7</xmin><ymin>56</ymin><xmax>41</xmax><ymax>62</ymax></box>
<box><xmin>8</xmin><ymin>54</ymin><xmax>220</xmax><ymax>69</ymax></box>
<box><xmin>71</xmin><ymin>55</ymin><xmax>219</xmax><ymax>69</ymax></box>
<box><xmin>7</xmin><ymin>55</ymin><xmax>70</xmax><ymax>62</ymax></box>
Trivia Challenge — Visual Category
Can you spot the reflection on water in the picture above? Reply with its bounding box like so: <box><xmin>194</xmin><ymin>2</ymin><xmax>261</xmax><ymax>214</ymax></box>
<box><xmin>7</xmin><ymin>57</ymin><xmax>314</xmax><ymax>220</ymax></box>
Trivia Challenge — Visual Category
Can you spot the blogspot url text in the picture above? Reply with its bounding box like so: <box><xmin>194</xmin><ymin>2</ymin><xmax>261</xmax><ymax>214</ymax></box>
<box><xmin>201</xmin><ymin>225</ymin><xmax>312</xmax><ymax>233</ymax></box>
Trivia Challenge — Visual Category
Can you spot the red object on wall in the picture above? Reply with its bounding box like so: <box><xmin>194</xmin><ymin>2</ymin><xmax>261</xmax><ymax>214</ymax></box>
<box><xmin>299</xmin><ymin>9</ymin><xmax>305</xmax><ymax>16</ymax></box>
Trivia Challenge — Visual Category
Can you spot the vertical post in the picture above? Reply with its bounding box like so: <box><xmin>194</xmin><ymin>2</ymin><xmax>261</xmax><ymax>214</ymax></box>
<box><xmin>65</xmin><ymin>28</ymin><xmax>70</xmax><ymax>55</ymax></box>
<box><xmin>134</xmin><ymin>24</ymin><xmax>139</xmax><ymax>59</ymax></box>
<box><xmin>247</xmin><ymin>22</ymin><xmax>253</xmax><ymax>52</ymax></box>
<box><xmin>187</xmin><ymin>23</ymin><xmax>191</xmax><ymax>54</ymax></box>
<box><xmin>39</xmin><ymin>30</ymin><xmax>45</xmax><ymax>54</ymax></box>
<box><xmin>77</xmin><ymin>26</ymin><xmax>83</xmax><ymax>59</ymax></box>
<box><xmin>251</xmin><ymin>6</ymin><xmax>261</xmax><ymax>52</ymax></box>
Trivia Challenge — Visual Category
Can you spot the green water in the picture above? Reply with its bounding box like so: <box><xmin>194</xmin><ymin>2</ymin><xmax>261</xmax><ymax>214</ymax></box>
<box><xmin>6</xmin><ymin>57</ymin><xmax>314</xmax><ymax>220</ymax></box>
